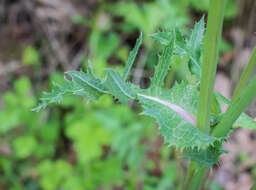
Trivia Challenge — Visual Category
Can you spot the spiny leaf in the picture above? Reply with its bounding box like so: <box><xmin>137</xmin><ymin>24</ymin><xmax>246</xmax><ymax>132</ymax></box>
<box><xmin>64</xmin><ymin>70</ymin><xmax>107</xmax><ymax>101</ymax></box>
<box><xmin>183</xmin><ymin>141</ymin><xmax>227</xmax><ymax>168</ymax></box>
<box><xmin>186</xmin><ymin>16</ymin><xmax>205</xmax><ymax>79</ymax></box>
<box><xmin>171</xmin><ymin>55</ymin><xmax>197</xmax><ymax>84</ymax></box>
<box><xmin>33</xmin><ymin>70</ymin><xmax>107</xmax><ymax>112</ymax></box>
<box><xmin>122</xmin><ymin>32</ymin><xmax>143</xmax><ymax>80</ymax></box>
<box><xmin>174</xmin><ymin>46</ymin><xmax>201</xmax><ymax>80</ymax></box>
<box><xmin>151</xmin><ymin>29</ymin><xmax>202</xmax><ymax>80</ymax></box>
<box><xmin>66</xmin><ymin>70</ymin><xmax>108</xmax><ymax>93</ymax></box>
<box><xmin>173</xmin><ymin>27</ymin><xmax>185</xmax><ymax>48</ymax></box>
<box><xmin>187</xmin><ymin>16</ymin><xmax>205</xmax><ymax>56</ymax></box>
<box><xmin>138</xmin><ymin>93</ymin><xmax>196</xmax><ymax>126</ymax></box>
<box><xmin>104</xmin><ymin>69</ymin><xmax>136</xmax><ymax>104</ymax></box>
<box><xmin>34</xmin><ymin>20</ymin><xmax>220</xmax><ymax>155</ymax></box>
<box><xmin>150</xmin><ymin>40</ymin><xmax>174</xmax><ymax>93</ymax></box>
<box><xmin>32</xmin><ymin>78</ymin><xmax>83</xmax><ymax>112</ymax></box>
<box><xmin>150</xmin><ymin>28</ymin><xmax>184</xmax><ymax>47</ymax></box>
<box><xmin>31</xmin><ymin>101</ymin><xmax>47</xmax><ymax>112</ymax></box>
<box><xmin>166</xmin><ymin>82</ymin><xmax>198</xmax><ymax>116</ymax></box>
<box><xmin>150</xmin><ymin>31</ymin><xmax>172</xmax><ymax>45</ymax></box>
<box><xmin>138</xmin><ymin>83</ymin><xmax>218</xmax><ymax>150</ymax></box>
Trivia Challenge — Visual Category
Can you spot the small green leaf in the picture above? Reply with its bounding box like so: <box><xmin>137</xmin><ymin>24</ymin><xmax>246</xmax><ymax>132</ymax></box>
<box><xmin>66</xmin><ymin>70</ymin><xmax>108</xmax><ymax>93</ymax></box>
<box><xmin>150</xmin><ymin>40</ymin><xmax>174</xmax><ymax>93</ymax></box>
<box><xmin>150</xmin><ymin>31</ymin><xmax>172</xmax><ymax>45</ymax></box>
<box><xmin>151</xmin><ymin>29</ymin><xmax>202</xmax><ymax>80</ymax></box>
<box><xmin>104</xmin><ymin>69</ymin><xmax>136</xmax><ymax>104</ymax></box>
<box><xmin>186</xmin><ymin>16</ymin><xmax>205</xmax><ymax>79</ymax></box>
<box><xmin>31</xmin><ymin>101</ymin><xmax>48</xmax><ymax>112</ymax></box>
<box><xmin>235</xmin><ymin>113</ymin><xmax>256</xmax><ymax>130</ymax></box>
<box><xmin>187</xmin><ymin>16</ymin><xmax>205</xmax><ymax>57</ymax></box>
<box><xmin>122</xmin><ymin>32</ymin><xmax>143</xmax><ymax>80</ymax></box>
<box><xmin>183</xmin><ymin>142</ymin><xmax>226</xmax><ymax>168</ymax></box>
<box><xmin>32</xmin><ymin>79</ymin><xmax>83</xmax><ymax>112</ymax></box>
<box><xmin>151</xmin><ymin>28</ymin><xmax>185</xmax><ymax>48</ymax></box>
<box><xmin>33</xmin><ymin>69</ymin><xmax>107</xmax><ymax>111</ymax></box>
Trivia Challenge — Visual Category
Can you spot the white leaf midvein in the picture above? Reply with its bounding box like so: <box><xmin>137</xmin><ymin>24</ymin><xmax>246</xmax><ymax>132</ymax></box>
<box><xmin>138</xmin><ymin>93</ymin><xmax>196</xmax><ymax>126</ymax></box>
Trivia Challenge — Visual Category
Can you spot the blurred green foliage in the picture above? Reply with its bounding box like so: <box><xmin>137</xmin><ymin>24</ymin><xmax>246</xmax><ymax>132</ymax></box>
<box><xmin>0</xmin><ymin>76</ymin><xmax>179</xmax><ymax>189</ymax></box>
<box><xmin>22</xmin><ymin>46</ymin><xmax>40</xmax><ymax>66</ymax></box>
<box><xmin>0</xmin><ymin>0</ymin><xmax>239</xmax><ymax>189</ymax></box>
<box><xmin>184</xmin><ymin>0</ymin><xmax>238</xmax><ymax>19</ymax></box>
<box><xmin>73</xmin><ymin>0</ymin><xmax>235</xmax><ymax>78</ymax></box>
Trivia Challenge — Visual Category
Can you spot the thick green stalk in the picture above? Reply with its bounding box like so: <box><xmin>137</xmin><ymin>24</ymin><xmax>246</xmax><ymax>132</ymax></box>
<box><xmin>183</xmin><ymin>162</ymin><xmax>196</xmax><ymax>190</ymax></box>
<box><xmin>213</xmin><ymin>75</ymin><xmax>256</xmax><ymax>137</ymax></box>
<box><xmin>186</xmin><ymin>0</ymin><xmax>227</xmax><ymax>188</ymax></box>
<box><xmin>196</xmin><ymin>0</ymin><xmax>226</xmax><ymax>134</ymax></box>
<box><xmin>186</xmin><ymin>167</ymin><xmax>207</xmax><ymax>190</ymax></box>
<box><xmin>232</xmin><ymin>46</ymin><xmax>256</xmax><ymax>101</ymax></box>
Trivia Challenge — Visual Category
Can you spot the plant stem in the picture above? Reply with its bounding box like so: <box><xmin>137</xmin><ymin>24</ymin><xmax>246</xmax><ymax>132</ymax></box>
<box><xmin>196</xmin><ymin>0</ymin><xmax>227</xmax><ymax>134</ymax></box>
<box><xmin>232</xmin><ymin>46</ymin><xmax>256</xmax><ymax>101</ymax></box>
<box><xmin>186</xmin><ymin>167</ymin><xmax>207</xmax><ymax>190</ymax></box>
<box><xmin>185</xmin><ymin>0</ymin><xmax>227</xmax><ymax>188</ymax></box>
<box><xmin>213</xmin><ymin>75</ymin><xmax>256</xmax><ymax>137</ymax></box>
<box><xmin>183</xmin><ymin>161</ymin><xmax>196</xmax><ymax>190</ymax></box>
<box><xmin>251</xmin><ymin>183</ymin><xmax>256</xmax><ymax>190</ymax></box>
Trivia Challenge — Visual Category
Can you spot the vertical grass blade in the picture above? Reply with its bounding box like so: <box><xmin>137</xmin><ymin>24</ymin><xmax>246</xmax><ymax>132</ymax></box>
<box><xmin>197</xmin><ymin>0</ymin><xmax>227</xmax><ymax>134</ymax></box>
<box><xmin>213</xmin><ymin>75</ymin><xmax>256</xmax><ymax>137</ymax></box>
<box><xmin>232</xmin><ymin>46</ymin><xmax>256</xmax><ymax>101</ymax></box>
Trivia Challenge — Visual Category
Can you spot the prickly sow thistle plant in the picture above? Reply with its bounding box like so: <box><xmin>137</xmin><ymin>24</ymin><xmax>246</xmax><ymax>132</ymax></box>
<box><xmin>34</xmin><ymin>0</ymin><xmax>256</xmax><ymax>188</ymax></box>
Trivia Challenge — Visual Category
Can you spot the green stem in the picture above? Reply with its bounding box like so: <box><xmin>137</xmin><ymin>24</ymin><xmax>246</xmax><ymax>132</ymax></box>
<box><xmin>183</xmin><ymin>162</ymin><xmax>196</xmax><ymax>190</ymax></box>
<box><xmin>232</xmin><ymin>46</ymin><xmax>256</xmax><ymax>101</ymax></box>
<box><xmin>186</xmin><ymin>167</ymin><xmax>208</xmax><ymax>190</ymax></box>
<box><xmin>213</xmin><ymin>75</ymin><xmax>256</xmax><ymax>137</ymax></box>
<box><xmin>185</xmin><ymin>0</ymin><xmax>227</xmax><ymax>188</ymax></box>
<box><xmin>251</xmin><ymin>183</ymin><xmax>256</xmax><ymax>190</ymax></box>
<box><xmin>196</xmin><ymin>0</ymin><xmax>227</xmax><ymax>134</ymax></box>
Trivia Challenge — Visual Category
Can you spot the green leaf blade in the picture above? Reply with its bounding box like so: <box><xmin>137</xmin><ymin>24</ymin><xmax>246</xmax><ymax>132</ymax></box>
<box><xmin>138</xmin><ymin>83</ymin><xmax>217</xmax><ymax>150</ymax></box>
<box><xmin>33</xmin><ymin>69</ymin><xmax>108</xmax><ymax>111</ymax></box>
<box><xmin>122</xmin><ymin>32</ymin><xmax>143</xmax><ymax>80</ymax></box>
<box><xmin>32</xmin><ymin>78</ymin><xmax>83</xmax><ymax>112</ymax></box>
<box><xmin>105</xmin><ymin>69</ymin><xmax>136</xmax><ymax>104</ymax></box>
<box><xmin>150</xmin><ymin>40</ymin><xmax>174</xmax><ymax>93</ymax></box>
<box><xmin>150</xmin><ymin>31</ymin><xmax>172</xmax><ymax>45</ymax></box>
<box><xmin>66</xmin><ymin>70</ymin><xmax>108</xmax><ymax>93</ymax></box>
<box><xmin>151</xmin><ymin>29</ymin><xmax>202</xmax><ymax>80</ymax></box>
<box><xmin>183</xmin><ymin>142</ymin><xmax>226</xmax><ymax>168</ymax></box>
<box><xmin>187</xmin><ymin>16</ymin><xmax>205</xmax><ymax>56</ymax></box>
